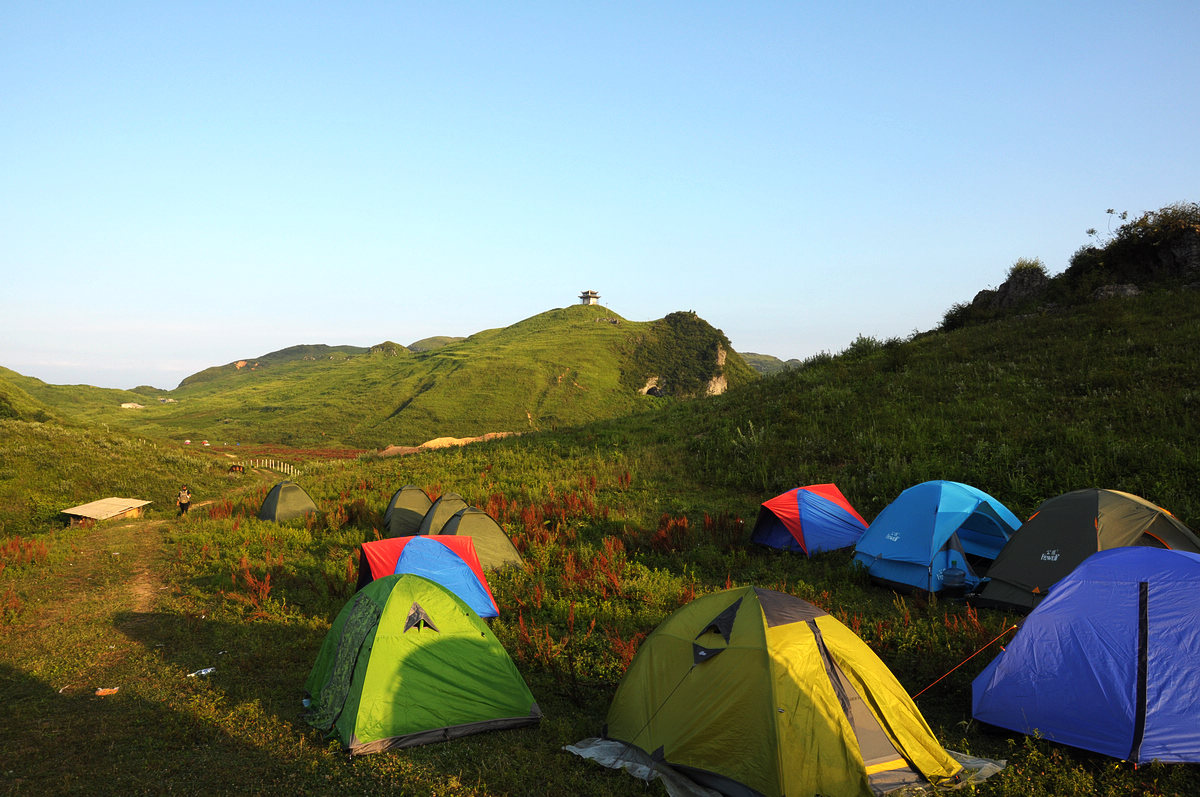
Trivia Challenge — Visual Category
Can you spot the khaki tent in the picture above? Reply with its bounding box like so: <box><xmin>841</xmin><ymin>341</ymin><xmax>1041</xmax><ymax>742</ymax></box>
<box><xmin>417</xmin><ymin>492</ymin><xmax>469</xmax><ymax>535</ymax></box>
<box><xmin>383</xmin><ymin>485</ymin><xmax>432</xmax><ymax>537</ymax></box>
<box><xmin>605</xmin><ymin>586</ymin><xmax>961</xmax><ymax>797</ymax></box>
<box><xmin>258</xmin><ymin>481</ymin><xmax>318</xmax><ymax>522</ymax></box>
<box><xmin>976</xmin><ymin>488</ymin><xmax>1200</xmax><ymax>611</ymax></box>
<box><xmin>436</xmin><ymin>507</ymin><xmax>524</xmax><ymax>570</ymax></box>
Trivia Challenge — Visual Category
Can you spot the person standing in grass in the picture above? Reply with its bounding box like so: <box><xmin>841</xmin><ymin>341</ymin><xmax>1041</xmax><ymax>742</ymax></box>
<box><xmin>177</xmin><ymin>485</ymin><xmax>192</xmax><ymax>516</ymax></box>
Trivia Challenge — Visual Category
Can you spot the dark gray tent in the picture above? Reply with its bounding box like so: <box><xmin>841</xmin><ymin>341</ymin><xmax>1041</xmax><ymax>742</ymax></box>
<box><xmin>383</xmin><ymin>485</ymin><xmax>432</xmax><ymax>538</ymax></box>
<box><xmin>436</xmin><ymin>507</ymin><xmax>524</xmax><ymax>570</ymax></box>
<box><xmin>417</xmin><ymin>492</ymin><xmax>469</xmax><ymax>535</ymax></box>
<box><xmin>976</xmin><ymin>488</ymin><xmax>1200</xmax><ymax>611</ymax></box>
<box><xmin>258</xmin><ymin>481</ymin><xmax>318</xmax><ymax>522</ymax></box>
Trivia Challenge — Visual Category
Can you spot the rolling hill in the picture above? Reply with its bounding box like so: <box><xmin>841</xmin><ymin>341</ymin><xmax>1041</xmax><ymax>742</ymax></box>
<box><xmin>0</xmin><ymin>305</ymin><xmax>756</xmax><ymax>448</ymax></box>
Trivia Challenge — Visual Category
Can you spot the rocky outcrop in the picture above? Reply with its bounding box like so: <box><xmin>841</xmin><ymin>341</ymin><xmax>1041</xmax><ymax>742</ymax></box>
<box><xmin>972</xmin><ymin>267</ymin><xmax>1051</xmax><ymax>312</ymax></box>
<box><xmin>1092</xmin><ymin>284</ymin><xmax>1141</xmax><ymax>301</ymax></box>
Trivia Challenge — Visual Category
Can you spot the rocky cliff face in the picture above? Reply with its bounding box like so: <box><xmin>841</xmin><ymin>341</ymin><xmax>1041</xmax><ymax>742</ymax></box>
<box><xmin>705</xmin><ymin>345</ymin><xmax>729</xmax><ymax>396</ymax></box>
<box><xmin>971</xmin><ymin>267</ymin><xmax>1051</xmax><ymax>312</ymax></box>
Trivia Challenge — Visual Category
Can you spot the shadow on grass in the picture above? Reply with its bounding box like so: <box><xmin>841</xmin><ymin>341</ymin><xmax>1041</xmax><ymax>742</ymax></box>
<box><xmin>112</xmin><ymin>609</ymin><xmax>324</xmax><ymax>728</ymax></box>
<box><xmin>0</xmin><ymin>661</ymin><xmax>323</xmax><ymax>795</ymax></box>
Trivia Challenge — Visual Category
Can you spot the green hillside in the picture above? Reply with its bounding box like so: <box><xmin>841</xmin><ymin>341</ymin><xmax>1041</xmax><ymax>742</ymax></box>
<box><xmin>741</xmin><ymin>351</ymin><xmax>803</xmax><ymax>374</ymax></box>
<box><xmin>4</xmin><ymin>232</ymin><xmax>1200</xmax><ymax>794</ymax></box>
<box><xmin>6</xmin><ymin>305</ymin><xmax>754</xmax><ymax>448</ymax></box>
<box><xmin>178</xmin><ymin>343</ymin><xmax>373</xmax><ymax>388</ymax></box>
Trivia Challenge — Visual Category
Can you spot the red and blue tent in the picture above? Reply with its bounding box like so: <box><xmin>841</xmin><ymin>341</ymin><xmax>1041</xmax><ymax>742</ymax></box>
<box><xmin>973</xmin><ymin>547</ymin><xmax>1200</xmax><ymax>762</ymax></box>
<box><xmin>750</xmin><ymin>484</ymin><xmax>868</xmax><ymax>555</ymax></box>
<box><xmin>356</xmin><ymin>536</ymin><xmax>498</xmax><ymax>618</ymax></box>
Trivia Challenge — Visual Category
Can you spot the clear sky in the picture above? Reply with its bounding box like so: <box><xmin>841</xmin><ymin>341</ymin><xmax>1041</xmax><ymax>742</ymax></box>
<box><xmin>3</xmin><ymin>2</ymin><xmax>1198</xmax><ymax>390</ymax></box>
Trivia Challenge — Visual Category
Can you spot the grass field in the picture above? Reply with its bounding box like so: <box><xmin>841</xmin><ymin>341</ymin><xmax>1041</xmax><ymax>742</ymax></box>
<box><xmin>3</xmin><ymin>286</ymin><xmax>1200</xmax><ymax>795</ymax></box>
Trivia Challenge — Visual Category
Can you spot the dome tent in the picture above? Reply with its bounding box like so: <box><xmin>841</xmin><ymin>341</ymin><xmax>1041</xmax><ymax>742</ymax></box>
<box><xmin>853</xmin><ymin>480</ymin><xmax>1019</xmax><ymax>594</ymax></box>
<box><xmin>435</xmin><ymin>507</ymin><xmax>524</xmax><ymax>570</ymax></box>
<box><xmin>973</xmin><ymin>547</ymin><xmax>1200</xmax><ymax>763</ymax></box>
<box><xmin>975</xmin><ymin>488</ymin><xmax>1200</xmax><ymax>611</ymax></box>
<box><xmin>383</xmin><ymin>485</ymin><xmax>432</xmax><ymax>537</ymax></box>
<box><xmin>258</xmin><ymin>481</ymin><xmax>317</xmax><ymax>522</ymax></box>
<box><xmin>750</xmin><ymin>483</ymin><xmax>868</xmax><ymax>555</ymax></box>
<box><xmin>304</xmin><ymin>574</ymin><xmax>539</xmax><ymax>755</ymax></box>
<box><xmin>354</xmin><ymin>535</ymin><xmax>499</xmax><ymax>619</ymax></box>
<box><xmin>603</xmin><ymin>586</ymin><xmax>961</xmax><ymax>796</ymax></box>
<box><xmin>393</xmin><ymin>536</ymin><xmax>498</xmax><ymax>619</ymax></box>
<box><xmin>417</xmin><ymin>492</ymin><xmax>470</xmax><ymax>535</ymax></box>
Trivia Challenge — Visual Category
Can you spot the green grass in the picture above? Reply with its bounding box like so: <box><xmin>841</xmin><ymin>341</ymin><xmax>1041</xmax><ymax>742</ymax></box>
<box><xmin>6</xmin><ymin>304</ymin><xmax>754</xmax><ymax>449</ymax></box>
<box><xmin>4</xmin><ymin>286</ymin><xmax>1200</xmax><ymax>794</ymax></box>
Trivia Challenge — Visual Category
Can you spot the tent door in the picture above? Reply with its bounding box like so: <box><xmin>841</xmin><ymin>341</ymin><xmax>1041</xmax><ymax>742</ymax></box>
<box><xmin>810</xmin><ymin>621</ymin><xmax>925</xmax><ymax>795</ymax></box>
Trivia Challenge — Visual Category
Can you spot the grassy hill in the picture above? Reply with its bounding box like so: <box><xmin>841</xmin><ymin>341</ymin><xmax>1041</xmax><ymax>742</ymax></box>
<box><xmin>741</xmin><ymin>351</ymin><xmax>804</xmax><ymax>374</ymax></box>
<box><xmin>5</xmin><ymin>205</ymin><xmax>1200</xmax><ymax>795</ymax></box>
<box><xmin>5</xmin><ymin>283</ymin><xmax>1200</xmax><ymax>795</ymax></box>
<box><xmin>3</xmin><ymin>305</ymin><xmax>755</xmax><ymax>449</ymax></box>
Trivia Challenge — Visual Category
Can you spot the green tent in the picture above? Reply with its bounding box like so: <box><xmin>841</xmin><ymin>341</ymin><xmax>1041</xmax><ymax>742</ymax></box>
<box><xmin>417</xmin><ymin>492</ymin><xmax>469</xmax><ymax>535</ymax></box>
<box><xmin>976</xmin><ymin>488</ymin><xmax>1200</xmax><ymax>611</ymax></box>
<box><xmin>383</xmin><ymin>485</ymin><xmax>433</xmax><ymax>538</ymax></box>
<box><xmin>258</xmin><ymin>481</ymin><xmax>317</xmax><ymax>522</ymax></box>
<box><xmin>605</xmin><ymin>586</ymin><xmax>961</xmax><ymax>797</ymax></box>
<box><xmin>436</xmin><ymin>507</ymin><xmax>524</xmax><ymax>570</ymax></box>
<box><xmin>304</xmin><ymin>574</ymin><xmax>540</xmax><ymax>754</ymax></box>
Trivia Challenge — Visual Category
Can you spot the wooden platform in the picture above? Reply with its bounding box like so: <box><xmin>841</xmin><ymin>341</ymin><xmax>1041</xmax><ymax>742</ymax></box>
<box><xmin>62</xmin><ymin>498</ymin><xmax>152</xmax><ymax>525</ymax></box>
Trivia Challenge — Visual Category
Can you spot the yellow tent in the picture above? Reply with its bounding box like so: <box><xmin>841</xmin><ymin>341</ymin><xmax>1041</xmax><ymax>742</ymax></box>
<box><xmin>605</xmin><ymin>586</ymin><xmax>961</xmax><ymax>796</ymax></box>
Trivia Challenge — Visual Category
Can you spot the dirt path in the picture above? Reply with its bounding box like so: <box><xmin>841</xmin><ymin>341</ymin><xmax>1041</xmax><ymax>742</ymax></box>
<box><xmin>1</xmin><ymin>517</ymin><xmax>170</xmax><ymax>694</ymax></box>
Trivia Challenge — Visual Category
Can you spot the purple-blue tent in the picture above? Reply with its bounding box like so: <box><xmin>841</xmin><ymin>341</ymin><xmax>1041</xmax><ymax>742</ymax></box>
<box><xmin>972</xmin><ymin>547</ymin><xmax>1200</xmax><ymax>762</ymax></box>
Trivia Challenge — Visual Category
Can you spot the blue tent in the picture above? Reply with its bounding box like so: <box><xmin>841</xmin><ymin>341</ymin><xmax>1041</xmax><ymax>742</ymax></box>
<box><xmin>394</xmin><ymin>536</ymin><xmax>499</xmax><ymax>619</ymax></box>
<box><xmin>750</xmin><ymin>483</ymin><xmax>868</xmax><ymax>555</ymax></box>
<box><xmin>972</xmin><ymin>547</ymin><xmax>1200</xmax><ymax>763</ymax></box>
<box><xmin>852</xmin><ymin>480</ymin><xmax>1018</xmax><ymax>593</ymax></box>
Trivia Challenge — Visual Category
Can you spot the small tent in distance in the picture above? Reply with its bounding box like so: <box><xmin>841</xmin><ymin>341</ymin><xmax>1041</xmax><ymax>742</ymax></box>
<box><xmin>383</xmin><ymin>485</ymin><xmax>432</xmax><ymax>538</ymax></box>
<box><xmin>600</xmin><ymin>586</ymin><xmax>961</xmax><ymax>796</ymax></box>
<box><xmin>258</xmin><ymin>481</ymin><xmax>318</xmax><ymax>522</ymax></box>
<box><xmin>436</xmin><ymin>507</ymin><xmax>524</xmax><ymax>570</ymax></box>
<box><xmin>973</xmin><ymin>547</ymin><xmax>1200</xmax><ymax>763</ymax></box>
<box><xmin>975</xmin><ymin>488</ymin><xmax>1200</xmax><ymax>611</ymax></box>
<box><xmin>750</xmin><ymin>483</ymin><xmax>868</xmax><ymax>555</ymax></box>
<box><xmin>417</xmin><ymin>492</ymin><xmax>470</xmax><ymax>535</ymax></box>
<box><xmin>303</xmin><ymin>574</ymin><xmax>540</xmax><ymax>754</ymax></box>
<box><xmin>853</xmin><ymin>480</ymin><xmax>1019</xmax><ymax>594</ymax></box>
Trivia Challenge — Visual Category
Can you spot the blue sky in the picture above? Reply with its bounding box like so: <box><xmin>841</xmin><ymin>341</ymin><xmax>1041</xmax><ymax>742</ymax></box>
<box><xmin>3</xmin><ymin>2</ymin><xmax>1198</xmax><ymax>389</ymax></box>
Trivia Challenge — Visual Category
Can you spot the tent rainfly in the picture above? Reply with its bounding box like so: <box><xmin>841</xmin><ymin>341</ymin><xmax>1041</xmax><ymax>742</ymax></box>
<box><xmin>750</xmin><ymin>483</ymin><xmax>868</xmax><ymax>555</ymax></box>
<box><xmin>975</xmin><ymin>488</ymin><xmax>1200</xmax><ymax>611</ymax></box>
<box><xmin>303</xmin><ymin>574</ymin><xmax>540</xmax><ymax>754</ymax></box>
<box><xmin>973</xmin><ymin>547</ymin><xmax>1200</xmax><ymax>762</ymax></box>
<box><xmin>258</xmin><ymin>481</ymin><xmax>318</xmax><ymax>522</ymax></box>
<box><xmin>602</xmin><ymin>585</ymin><xmax>962</xmax><ymax>796</ymax></box>
<box><xmin>417</xmin><ymin>492</ymin><xmax>470</xmax><ymax>535</ymax></box>
<box><xmin>383</xmin><ymin>485</ymin><xmax>433</xmax><ymax>538</ymax></box>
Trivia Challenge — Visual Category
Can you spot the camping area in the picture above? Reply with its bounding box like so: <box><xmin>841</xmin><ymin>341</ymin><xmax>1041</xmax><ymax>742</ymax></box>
<box><xmin>4</xmin><ymin>215</ymin><xmax>1200</xmax><ymax>794</ymax></box>
<box><xmin>5</xmin><ymin>4</ymin><xmax>1200</xmax><ymax>795</ymax></box>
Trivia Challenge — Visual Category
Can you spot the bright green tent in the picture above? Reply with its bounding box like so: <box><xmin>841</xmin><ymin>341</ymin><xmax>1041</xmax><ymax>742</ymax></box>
<box><xmin>304</xmin><ymin>574</ymin><xmax>540</xmax><ymax>754</ymax></box>
<box><xmin>383</xmin><ymin>485</ymin><xmax>432</xmax><ymax>538</ymax></box>
<box><xmin>605</xmin><ymin>586</ymin><xmax>961</xmax><ymax>796</ymax></box>
<box><xmin>436</xmin><ymin>507</ymin><xmax>524</xmax><ymax>570</ymax></box>
<box><xmin>258</xmin><ymin>481</ymin><xmax>317</xmax><ymax>522</ymax></box>
<box><xmin>417</xmin><ymin>492</ymin><xmax>469</xmax><ymax>535</ymax></box>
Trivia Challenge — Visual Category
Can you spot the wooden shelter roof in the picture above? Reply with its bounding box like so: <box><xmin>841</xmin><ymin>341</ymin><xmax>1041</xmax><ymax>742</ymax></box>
<box><xmin>61</xmin><ymin>497</ymin><xmax>152</xmax><ymax>520</ymax></box>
